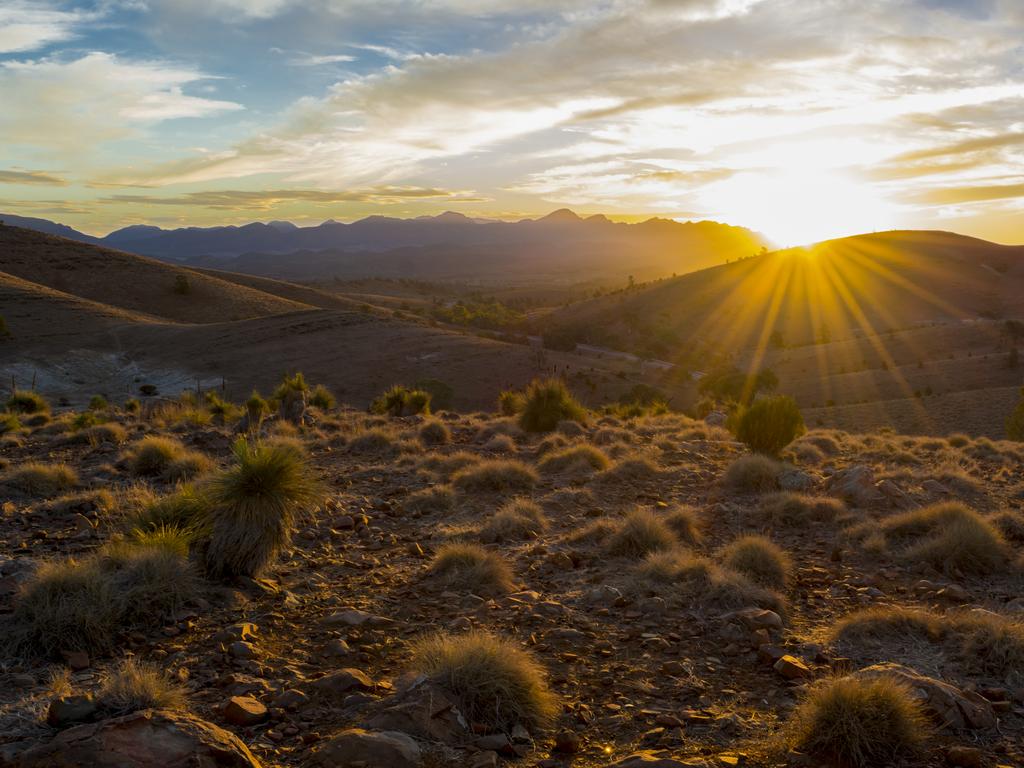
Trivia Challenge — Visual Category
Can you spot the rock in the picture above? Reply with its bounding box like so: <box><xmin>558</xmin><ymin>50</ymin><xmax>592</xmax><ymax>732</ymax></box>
<box><xmin>469</xmin><ymin>751</ymin><xmax>498</xmax><ymax>768</ymax></box>
<box><xmin>324</xmin><ymin>638</ymin><xmax>352</xmax><ymax>657</ymax></box>
<box><xmin>554</xmin><ymin>730</ymin><xmax>581</xmax><ymax>753</ymax></box>
<box><xmin>223</xmin><ymin>696</ymin><xmax>268</xmax><ymax>727</ymax></box>
<box><xmin>228</xmin><ymin>641</ymin><xmax>258</xmax><ymax>659</ymax></box>
<box><xmin>826</xmin><ymin>465</ymin><xmax>884</xmax><ymax>506</ymax></box>
<box><xmin>310</xmin><ymin>668</ymin><xmax>375</xmax><ymax>699</ymax></box>
<box><xmin>704</xmin><ymin>411</ymin><xmax>727</xmax><ymax>427</ymax></box>
<box><xmin>778</xmin><ymin>469</ymin><xmax>815</xmax><ymax>492</ymax></box>
<box><xmin>611</xmin><ymin>752</ymin><xmax>691</xmax><ymax>767</ymax></box>
<box><xmin>729</xmin><ymin>608</ymin><xmax>783</xmax><ymax>631</ymax></box>
<box><xmin>274</xmin><ymin>689</ymin><xmax>309</xmax><ymax>711</ymax></box>
<box><xmin>946</xmin><ymin>746</ymin><xmax>984</xmax><ymax>768</ymax></box>
<box><xmin>216</xmin><ymin>623</ymin><xmax>259</xmax><ymax>644</ymax></box>
<box><xmin>851</xmin><ymin>664</ymin><xmax>995</xmax><ymax>730</ymax></box>
<box><xmin>60</xmin><ymin>650</ymin><xmax>91</xmax><ymax>671</ymax></box>
<box><xmin>46</xmin><ymin>695</ymin><xmax>98</xmax><ymax>728</ymax></box>
<box><xmin>323</xmin><ymin>609</ymin><xmax>392</xmax><ymax>628</ymax></box>
<box><xmin>16</xmin><ymin>709</ymin><xmax>262</xmax><ymax>767</ymax></box>
<box><xmin>773</xmin><ymin>655</ymin><xmax>812</xmax><ymax>680</ymax></box>
<box><xmin>308</xmin><ymin>728</ymin><xmax>420</xmax><ymax>768</ymax></box>
<box><xmin>366</xmin><ymin>677</ymin><xmax>469</xmax><ymax>744</ymax></box>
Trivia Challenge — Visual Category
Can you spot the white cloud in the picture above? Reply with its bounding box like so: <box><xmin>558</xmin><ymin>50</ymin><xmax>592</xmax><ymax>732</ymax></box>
<box><xmin>0</xmin><ymin>2</ymin><xmax>93</xmax><ymax>53</ymax></box>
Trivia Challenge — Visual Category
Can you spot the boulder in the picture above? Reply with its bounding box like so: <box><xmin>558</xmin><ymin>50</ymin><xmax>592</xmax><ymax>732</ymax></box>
<box><xmin>851</xmin><ymin>663</ymin><xmax>995</xmax><ymax>730</ymax></box>
<box><xmin>826</xmin><ymin>465</ymin><xmax>884</xmax><ymax>506</ymax></box>
<box><xmin>15</xmin><ymin>709</ymin><xmax>262</xmax><ymax>767</ymax></box>
<box><xmin>308</xmin><ymin>728</ymin><xmax>420</xmax><ymax>768</ymax></box>
<box><xmin>310</xmin><ymin>668</ymin><xmax>376</xmax><ymax>700</ymax></box>
<box><xmin>223</xmin><ymin>696</ymin><xmax>268</xmax><ymax>727</ymax></box>
<box><xmin>365</xmin><ymin>676</ymin><xmax>469</xmax><ymax>744</ymax></box>
<box><xmin>46</xmin><ymin>695</ymin><xmax>97</xmax><ymax>728</ymax></box>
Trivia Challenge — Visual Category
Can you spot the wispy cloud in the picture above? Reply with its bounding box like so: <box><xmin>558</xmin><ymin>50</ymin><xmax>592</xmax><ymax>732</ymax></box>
<box><xmin>0</xmin><ymin>2</ymin><xmax>93</xmax><ymax>53</ymax></box>
<box><xmin>0</xmin><ymin>169</ymin><xmax>68</xmax><ymax>185</ymax></box>
<box><xmin>100</xmin><ymin>186</ymin><xmax>488</xmax><ymax>210</ymax></box>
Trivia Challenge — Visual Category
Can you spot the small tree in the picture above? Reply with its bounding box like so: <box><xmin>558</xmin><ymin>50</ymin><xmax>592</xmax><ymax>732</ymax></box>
<box><xmin>172</xmin><ymin>275</ymin><xmax>191</xmax><ymax>295</ymax></box>
<box><xmin>734</xmin><ymin>394</ymin><xmax>805</xmax><ymax>456</ymax></box>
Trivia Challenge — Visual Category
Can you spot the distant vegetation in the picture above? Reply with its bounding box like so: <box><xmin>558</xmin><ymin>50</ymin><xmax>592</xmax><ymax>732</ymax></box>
<box><xmin>733</xmin><ymin>395</ymin><xmax>805</xmax><ymax>456</ymax></box>
<box><xmin>516</xmin><ymin>378</ymin><xmax>587</xmax><ymax>433</ymax></box>
<box><xmin>370</xmin><ymin>384</ymin><xmax>432</xmax><ymax>416</ymax></box>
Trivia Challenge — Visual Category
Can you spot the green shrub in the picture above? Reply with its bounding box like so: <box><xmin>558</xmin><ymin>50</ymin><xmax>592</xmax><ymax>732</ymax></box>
<box><xmin>406</xmin><ymin>389</ymin><xmax>432</xmax><ymax>415</ymax></box>
<box><xmin>734</xmin><ymin>395</ymin><xmax>805</xmax><ymax>456</ymax></box>
<box><xmin>518</xmin><ymin>378</ymin><xmax>586</xmax><ymax>433</ymax></box>
<box><xmin>1</xmin><ymin>412</ymin><xmax>22</xmax><ymax>434</ymax></box>
<box><xmin>370</xmin><ymin>385</ymin><xmax>431</xmax><ymax>416</ymax></box>
<box><xmin>204</xmin><ymin>391</ymin><xmax>239</xmax><ymax>423</ymax></box>
<box><xmin>88</xmin><ymin>395</ymin><xmax>108</xmax><ymax>411</ymax></box>
<box><xmin>429</xmin><ymin>542</ymin><xmax>514</xmax><ymax>595</ymax></box>
<box><xmin>721</xmin><ymin>535</ymin><xmax>791</xmax><ymax>589</ymax></box>
<box><xmin>202</xmin><ymin>438</ymin><xmax>322</xmax><ymax>579</ymax></box>
<box><xmin>409</xmin><ymin>631</ymin><xmax>557</xmax><ymax>731</ymax></box>
<box><xmin>6</xmin><ymin>389</ymin><xmax>49</xmax><ymax>415</ymax></box>
<box><xmin>309</xmin><ymin>384</ymin><xmax>335</xmax><ymax>410</ymax></box>
<box><xmin>786</xmin><ymin>676</ymin><xmax>929</xmax><ymax>768</ymax></box>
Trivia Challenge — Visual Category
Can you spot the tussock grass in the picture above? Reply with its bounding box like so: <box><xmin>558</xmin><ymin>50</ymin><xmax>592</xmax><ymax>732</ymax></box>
<box><xmin>760</xmin><ymin>492</ymin><xmax>845</xmax><ymax>526</ymax></box>
<box><xmin>72</xmin><ymin>423</ymin><xmax>128</xmax><ymax>446</ymax></box>
<box><xmin>123</xmin><ymin>436</ymin><xmax>211</xmax><ymax>482</ymax></box>
<box><xmin>606</xmin><ymin>508</ymin><xmax>677</xmax><ymax>558</ymax></box>
<box><xmin>127</xmin><ymin>484</ymin><xmax>209</xmax><ymax>539</ymax></box>
<box><xmin>632</xmin><ymin>549</ymin><xmax>785</xmax><ymax>614</ymax></box>
<box><xmin>2</xmin><ymin>462</ymin><xmax>78</xmax><ymax>496</ymax></box>
<box><xmin>428</xmin><ymin>543</ymin><xmax>514</xmax><ymax>595</ymax></box>
<box><xmin>419</xmin><ymin>420</ymin><xmax>451</xmax><ymax>446</ymax></box>
<box><xmin>722</xmin><ymin>454</ymin><xmax>781</xmax><ymax>492</ymax></box>
<box><xmin>42</xmin><ymin>489</ymin><xmax>115</xmax><ymax>517</ymax></box>
<box><xmin>537</xmin><ymin>443</ymin><xmax>610</xmax><ymax>476</ymax></box>
<box><xmin>308</xmin><ymin>384</ymin><xmax>335</xmax><ymax>410</ymax></box>
<box><xmin>785</xmin><ymin>676</ymin><xmax>929</xmax><ymax>768</ymax></box>
<box><xmin>6</xmin><ymin>389</ymin><xmax>49</xmax><ymax>414</ymax></box>
<box><xmin>556</xmin><ymin>419</ymin><xmax>586</xmax><ymax>438</ymax></box>
<box><xmin>662</xmin><ymin>505</ymin><xmax>703</xmax><ymax>546</ymax></box>
<box><xmin>347</xmin><ymin>427</ymin><xmax>398</xmax><ymax>455</ymax></box>
<box><xmin>483</xmin><ymin>434</ymin><xmax>516</xmax><ymax>452</ymax></box>
<box><xmin>991</xmin><ymin>509</ymin><xmax>1024</xmax><ymax>543</ymax></box>
<box><xmin>403</xmin><ymin>484</ymin><xmax>456</xmax><ymax>515</ymax></box>
<box><xmin>720</xmin><ymin>535</ymin><xmax>791</xmax><ymax>589</ymax></box>
<box><xmin>409</xmin><ymin>631</ymin><xmax>557</xmax><ymax>732</ymax></box>
<box><xmin>202</xmin><ymin>438</ymin><xmax>323</xmax><ymax>580</ymax></box>
<box><xmin>98</xmin><ymin>658</ymin><xmax>187</xmax><ymax>715</ymax></box>
<box><xmin>594</xmin><ymin>455</ymin><xmax>660</xmax><ymax>486</ymax></box>
<box><xmin>479</xmin><ymin>498</ymin><xmax>548</xmax><ymax>543</ymax></box>
<box><xmin>418</xmin><ymin>451</ymin><xmax>481</xmax><ymax>479</ymax></box>
<box><xmin>831</xmin><ymin>605</ymin><xmax>1024</xmax><ymax>683</ymax></box>
<box><xmin>518</xmin><ymin>378</ymin><xmax>586</xmax><ymax>433</ymax></box>
<box><xmin>7</xmin><ymin>537</ymin><xmax>198</xmax><ymax>656</ymax></box>
<box><xmin>859</xmin><ymin>502</ymin><xmax>1008</xmax><ymax>575</ymax></box>
<box><xmin>452</xmin><ymin>459</ymin><xmax>538</xmax><ymax>494</ymax></box>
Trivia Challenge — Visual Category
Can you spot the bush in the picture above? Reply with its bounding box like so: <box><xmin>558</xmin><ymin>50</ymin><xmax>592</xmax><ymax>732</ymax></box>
<box><xmin>7</xmin><ymin>538</ymin><xmax>197</xmax><ymax>656</ymax></box>
<box><xmin>309</xmin><ymin>384</ymin><xmax>335</xmax><ymax>410</ymax></box>
<box><xmin>734</xmin><ymin>395</ymin><xmax>804</xmax><ymax>456</ymax></box>
<box><xmin>606</xmin><ymin>508</ymin><xmax>677</xmax><ymax>557</ymax></box>
<box><xmin>479</xmin><ymin>498</ymin><xmax>548</xmax><ymax>543</ymax></box>
<box><xmin>88</xmin><ymin>395</ymin><xmax>109</xmax><ymax>411</ymax></box>
<box><xmin>98</xmin><ymin>658</ymin><xmax>187</xmax><ymax>716</ymax></box>
<box><xmin>498</xmin><ymin>389</ymin><xmax>525</xmax><ymax>416</ymax></box>
<box><xmin>370</xmin><ymin>385</ymin><xmax>431</xmax><ymax>416</ymax></box>
<box><xmin>2</xmin><ymin>462</ymin><xmax>78</xmax><ymax>496</ymax></box>
<box><xmin>419</xmin><ymin>420</ymin><xmax>451</xmax><ymax>446</ymax></box>
<box><xmin>722</xmin><ymin>454</ymin><xmax>782</xmax><ymax>491</ymax></box>
<box><xmin>786</xmin><ymin>676</ymin><xmax>929</xmax><ymax>768</ymax></box>
<box><xmin>537</xmin><ymin>444</ymin><xmax>610</xmax><ymax>475</ymax></box>
<box><xmin>428</xmin><ymin>543</ymin><xmax>514</xmax><ymax>595</ymax></box>
<box><xmin>1008</xmin><ymin>387</ymin><xmax>1024</xmax><ymax>441</ymax></box>
<box><xmin>452</xmin><ymin>459</ymin><xmax>538</xmax><ymax>494</ymax></box>
<box><xmin>123</xmin><ymin>398</ymin><xmax>141</xmax><ymax>415</ymax></box>
<box><xmin>406</xmin><ymin>389</ymin><xmax>432</xmax><ymax>415</ymax></box>
<box><xmin>518</xmin><ymin>378</ymin><xmax>586</xmax><ymax>433</ymax></box>
<box><xmin>1</xmin><ymin>412</ymin><xmax>22</xmax><ymax>434</ymax></box>
<box><xmin>721</xmin><ymin>535</ymin><xmax>791</xmax><ymax>589</ymax></box>
<box><xmin>409</xmin><ymin>631</ymin><xmax>557</xmax><ymax>731</ymax></box>
<box><xmin>128</xmin><ymin>484</ymin><xmax>210</xmax><ymax>539</ymax></box>
<box><xmin>272</xmin><ymin>372</ymin><xmax>308</xmax><ymax>402</ymax></box>
<box><xmin>876</xmin><ymin>502</ymin><xmax>1007</xmax><ymax>575</ymax></box>
<box><xmin>123</xmin><ymin>436</ymin><xmax>210</xmax><ymax>481</ymax></box>
<box><xmin>202</xmin><ymin>438</ymin><xmax>323</xmax><ymax>580</ymax></box>
<box><xmin>6</xmin><ymin>389</ymin><xmax>49</xmax><ymax>414</ymax></box>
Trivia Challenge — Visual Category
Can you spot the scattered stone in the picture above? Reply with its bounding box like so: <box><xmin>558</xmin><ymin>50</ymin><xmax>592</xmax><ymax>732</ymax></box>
<box><xmin>826</xmin><ymin>465</ymin><xmax>884</xmax><ymax>506</ymax></box>
<box><xmin>310</xmin><ymin>668</ymin><xmax>376</xmax><ymax>699</ymax></box>
<box><xmin>946</xmin><ymin>746</ymin><xmax>984</xmax><ymax>768</ymax></box>
<box><xmin>554</xmin><ymin>730</ymin><xmax>581</xmax><ymax>753</ymax></box>
<box><xmin>611</xmin><ymin>752</ymin><xmax>691</xmax><ymax>767</ymax></box>
<box><xmin>47</xmin><ymin>695</ymin><xmax>98</xmax><ymax>728</ymax></box>
<box><xmin>773</xmin><ymin>655</ymin><xmax>812</xmax><ymax>680</ymax></box>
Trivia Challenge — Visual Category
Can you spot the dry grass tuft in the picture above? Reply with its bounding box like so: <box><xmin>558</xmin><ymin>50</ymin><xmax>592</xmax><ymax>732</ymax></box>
<box><xmin>403</xmin><ymin>484</ymin><xmax>456</xmax><ymax>515</ymax></box>
<box><xmin>760</xmin><ymin>492</ymin><xmax>844</xmax><ymax>526</ymax></box>
<box><xmin>721</xmin><ymin>454</ymin><xmax>781</xmax><ymax>492</ymax></box>
<box><xmin>2</xmin><ymin>462</ymin><xmax>78</xmax><ymax>496</ymax></box>
<box><xmin>606</xmin><ymin>508</ymin><xmax>677</xmax><ymax>558</ymax></box>
<box><xmin>347</xmin><ymin>427</ymin><xmax>398</xmax><ymax>455</ymax></box>
<box><xmin>419</xmin><ymin>420</ymin><xmax>451</xmax><ymax>446</ymax></box>
<box><xmin>518</xmin><ymin>378</ymin><xmax>587</xmax><ymax>434</ymax></box>
<box><xmin>409</xmin><ymin>630</ymin><xmax>557</xmax><ymax>732</ymax></box>
<box><xmin>98</xmin><ymin>658</ymin><xmax>187</xmax><ymax>715</ymax></box>
<box><xmin>478</xmin><ymin>498</ymin><xmax>548</xmax><ymax>543</ymax></box>
<box><xmin>123</xmin><ymin>436</ymin><xmax>211</xmax><ymax>482</ymax></box>
<box><xmin>537</xmin><ymin>443</ymin><xmax>610</xmax><ymax>476</ymax></box>
<box><xmin>428</xmin><ymin>542</ymin><xmax>514</xmax><ymax>595</ymax></box>
<box><xmin>785</xmin><ymin>676</ymin><xmax>929</xmax><ymax>768</ymax></box>
<box><xmin>452</xmin><ymin>459</ymin><xmax>538</xmax><ymax>494</ymax></box>
<box><xmin>720</xmin><ymin>535</ymin><xmax>791</xmax><ymax>589</ymax></box>
<box><xmin>662</xmin><ymin>505</ymin><xmax>703</xmax><ymax>546</ymax></box>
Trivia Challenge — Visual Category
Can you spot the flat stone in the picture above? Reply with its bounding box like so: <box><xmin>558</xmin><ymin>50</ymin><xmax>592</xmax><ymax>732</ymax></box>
<box><xmin>308</xmin><ymin>728</ymin><xmax>420</xmax><ymax>768</ymax></box>
<box><xmin>223</xmin><ymin>696</ymin><xmax>268</xmax><ymax>727</ymax></box>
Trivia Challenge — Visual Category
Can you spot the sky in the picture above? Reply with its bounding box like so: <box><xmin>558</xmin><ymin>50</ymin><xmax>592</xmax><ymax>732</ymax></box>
<box><xmin>0</xmin><ymin>0</ymin><xmax>1022</xmax><ymax>245</ymax></box>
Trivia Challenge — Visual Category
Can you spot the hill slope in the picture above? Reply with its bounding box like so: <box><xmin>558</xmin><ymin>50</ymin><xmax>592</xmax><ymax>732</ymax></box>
<box><xmin>0</xmin><ymin>226</ymin><xmax>309</xmax><ymax>323</ymax></box>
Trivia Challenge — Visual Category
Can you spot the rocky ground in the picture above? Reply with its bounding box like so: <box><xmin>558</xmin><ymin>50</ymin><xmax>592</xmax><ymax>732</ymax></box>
<box><xmin>1</xmin><ymin>401</ymin><xmax>1024</xmax><ymax>768</ymax></box>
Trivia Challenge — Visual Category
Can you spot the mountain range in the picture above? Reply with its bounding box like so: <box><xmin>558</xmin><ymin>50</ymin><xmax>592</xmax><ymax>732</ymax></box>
<box><xmin>0</xmin><ymin>210</ymin><xmax>767</xmax><ymax>283</ymax></box>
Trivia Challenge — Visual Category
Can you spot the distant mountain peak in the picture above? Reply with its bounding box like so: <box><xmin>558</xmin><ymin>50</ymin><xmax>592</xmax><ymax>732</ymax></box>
<box><xmin>540</xmin><ymin>208</ymin><xmax>581</xmax><ymax>222</ymax></box>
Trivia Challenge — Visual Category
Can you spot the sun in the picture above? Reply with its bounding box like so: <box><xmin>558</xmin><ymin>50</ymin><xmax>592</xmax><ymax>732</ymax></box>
<box><xmin>699</xmin><ymin>168</ymin><xmax>896</xmax><ymax>247</ymax></box>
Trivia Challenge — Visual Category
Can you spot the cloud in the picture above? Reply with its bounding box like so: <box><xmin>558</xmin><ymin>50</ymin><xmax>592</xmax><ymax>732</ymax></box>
<box><xmin>0</xmin><ymin>169</ymin><xmax>68</xmax><ymax>185</ymax></box>
<box><xmin>0</xmin><ymin>52</ymin><xmax>243</xmax><ymax>152</ymax></box>
<box><xmin>0</xmin><ymin>2</ymin><xmax>92</xmax><ymax>53</ymax></box>
<box><xmin>100</xmin><ymin>186</ymin><xmax>489</xmax><ymax>210</ymax></box>
<box><xmin>915</xmin><ymin>182</ymin><xmax>1024</xmax><ymax>205</ymax></box>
